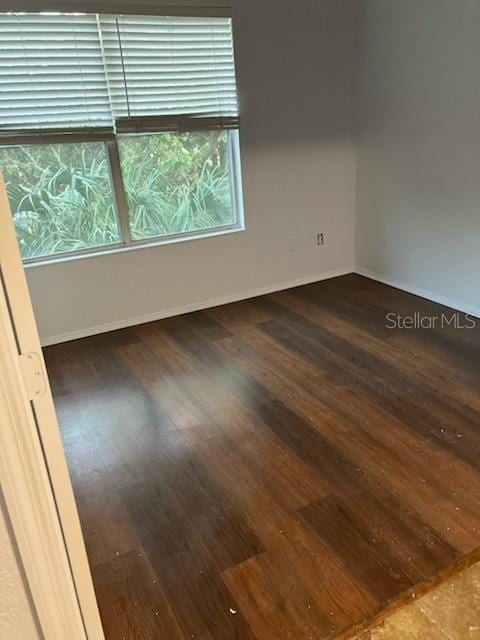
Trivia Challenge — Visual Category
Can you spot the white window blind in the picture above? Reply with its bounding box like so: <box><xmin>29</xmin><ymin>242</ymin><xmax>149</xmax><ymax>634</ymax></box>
<box><xmin>0</xmin><ymin>11</ymin><xmax>238</xmax><ymax>141</ymax></box>
<box><xmin>0</xmin><ymin>13</ymin><xmax>113</xmax><ymax>140</ymax></box>
<box><xmin>98</xmin><ymin>15</ymin><xmax>239</xmax><ymax>133</ymax></box>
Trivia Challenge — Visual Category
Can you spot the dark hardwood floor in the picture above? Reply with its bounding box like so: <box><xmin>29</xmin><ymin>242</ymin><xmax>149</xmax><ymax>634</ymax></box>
<box><xmin>44</xmin><ymin>275</ymin><xmax>480</xmax><ymax>640</ymax></box>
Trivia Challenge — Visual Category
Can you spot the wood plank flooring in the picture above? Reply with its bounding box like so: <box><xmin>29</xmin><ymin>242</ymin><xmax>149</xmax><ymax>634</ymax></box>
<box><xmin>43</xmin><ymin>275</ymin><xmax>480</xmax><ymax>640</ymax></box>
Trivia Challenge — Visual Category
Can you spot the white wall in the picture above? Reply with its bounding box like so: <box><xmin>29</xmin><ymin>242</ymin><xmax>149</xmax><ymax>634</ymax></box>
<box><xmin>0</xmin><ymin>492</ymin><xmax>41</xmax><ymax>640</ymax></box>
<box><xmin>356</xmin><ymin>0</ymin><xmax>480</xmax><ymax>316</ymax></box>
<box><xmin>25</xmin><ymin>0</ymin><xmax>359</xmax><ymax>344</ymax></box>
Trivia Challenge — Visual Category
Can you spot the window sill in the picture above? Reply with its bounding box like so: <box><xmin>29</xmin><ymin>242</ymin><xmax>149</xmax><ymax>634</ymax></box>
<box><xmin>23</xmin><ymin>223</ymin><xmax>245</xmax><ymax>269</ymax></box>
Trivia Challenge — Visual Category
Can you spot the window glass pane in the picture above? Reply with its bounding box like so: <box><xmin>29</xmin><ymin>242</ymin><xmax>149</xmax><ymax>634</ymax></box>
<box><xmin>117</xmin><ymin>130</ymin><xmax>235</xmax><ymax>241</ymax></box>
<box><xmin>0</xmin><ymin>142</ymin><xmax>120</xmax><ymax>260</ymax></box>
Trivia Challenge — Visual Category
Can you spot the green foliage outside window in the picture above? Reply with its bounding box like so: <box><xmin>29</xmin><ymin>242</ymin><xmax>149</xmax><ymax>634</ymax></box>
<box><xmin>118</xmin><ymin>131</ymin><xmax>233</xmax><ymax>241</ymax></box>
<box><xmin>0</xmin><ymin>131</ymin><xmax>234</xmax><ymax>260</ymax></box>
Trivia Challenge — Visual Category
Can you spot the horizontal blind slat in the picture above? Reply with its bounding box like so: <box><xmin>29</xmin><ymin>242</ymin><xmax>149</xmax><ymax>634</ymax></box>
<box><xmin>0</xmin><ymin>12</ymin><xmax>239</xmax><ymax>137</ymax></box>
<box><xmin>98</xmin><ymin>14</ymin><xmax>238</xmax><ymax>127</ymax></box>
<box><xmin>0</xmin><ymin>13</ymin><xmax>113</xmax><ymax>134</ymax></box>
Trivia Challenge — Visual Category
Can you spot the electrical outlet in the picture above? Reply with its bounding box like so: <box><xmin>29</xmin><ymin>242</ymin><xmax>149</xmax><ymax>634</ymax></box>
<box><xmin>288</xmin><ymin>237</ymin><xmax>296</xmax><ymax>253</ymax></box>
<box><xmin>317</xmin><ymin>233</ymin><xmax>325</xmax><ymax>246</ymax></box>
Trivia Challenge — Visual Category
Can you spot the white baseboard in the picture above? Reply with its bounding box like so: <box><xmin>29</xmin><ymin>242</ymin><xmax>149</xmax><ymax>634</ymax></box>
<box><xmin>41</xmin><ymin>266</ymin><xmax>353</xmax><ymax>346</ymax></box>
<box><xmin>355</xmin><ymin>267</ymin><xmax>480</xmax><ymax>319</ymax></box>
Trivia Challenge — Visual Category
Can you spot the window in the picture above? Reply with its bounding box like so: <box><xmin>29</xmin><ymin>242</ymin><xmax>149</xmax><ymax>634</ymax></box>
<box><xmin>118</xmin><ymin>131</ymin><xmax>235</xmax><ymax>241</ymax></box>
<box><xmin>0</xmin><ymin>142</ymin><xmax>120</xmax><ymax>260</ymax></box>
<box><xmin>0</xmin><ymin>11</ymin><xmax>242</xmax><ymax>262</ymax></box>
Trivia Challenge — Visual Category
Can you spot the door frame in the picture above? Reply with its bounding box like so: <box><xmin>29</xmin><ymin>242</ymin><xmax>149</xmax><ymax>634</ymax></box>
<box><xmin>0</xmin><ymin>174</ymin><xmax>105</xmax><ymax>640</ymax></box>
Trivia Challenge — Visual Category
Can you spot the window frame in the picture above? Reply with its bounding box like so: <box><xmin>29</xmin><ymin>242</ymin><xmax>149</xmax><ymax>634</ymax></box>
<box><xmin>0</xmin><ymin>8</ymin><xmax>244</xmax><ymax>266</ymax></box>
<box><xmin>3</xmin><ymin>128</ymin><xmax>244</xmax><ymax>267</ymax></box>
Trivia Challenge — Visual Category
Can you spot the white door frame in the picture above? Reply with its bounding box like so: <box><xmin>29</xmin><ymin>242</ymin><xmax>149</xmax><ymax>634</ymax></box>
<box><xmin>0</xmin><ymin>174</ymin><xmax>105</xmax><ymax>640</ymax></box>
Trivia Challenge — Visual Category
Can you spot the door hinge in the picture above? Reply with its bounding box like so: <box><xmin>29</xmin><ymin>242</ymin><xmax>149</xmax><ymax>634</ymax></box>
<box><xmin>19</xmin><ymin>352</ymin><xmax>47</xmax><ymax>401</ymax></box>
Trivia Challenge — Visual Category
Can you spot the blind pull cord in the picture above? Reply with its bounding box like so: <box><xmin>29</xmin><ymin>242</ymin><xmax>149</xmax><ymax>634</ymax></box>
<box><xmin>115</xmin><ymin>17</ymin><xmax>131</xmax><ymax>120</ymax></box>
